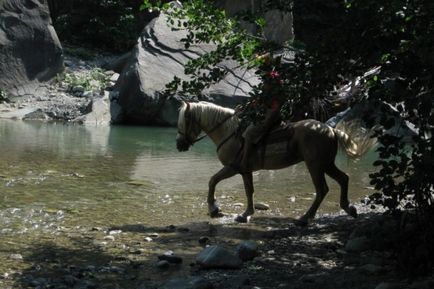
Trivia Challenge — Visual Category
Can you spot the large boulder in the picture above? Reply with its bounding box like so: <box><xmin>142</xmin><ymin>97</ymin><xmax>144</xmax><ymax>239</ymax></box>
<box><xmin>112</xmin><ymin>10</ymin><xmax>259</xmax><ymax>126</ymax></box>
<box><xmin>0</xmin><ymin>0</ymin><xmax>63</xmax><ymax>97</ymax></box>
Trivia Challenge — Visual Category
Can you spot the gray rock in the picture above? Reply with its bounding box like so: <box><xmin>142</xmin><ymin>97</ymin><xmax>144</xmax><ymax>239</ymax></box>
<box><xmin>9</xmin><ymin>253</ymin><xmax>23</xmax><ymax>261</ymax></box>
<box><xmin>109</xmin><ymin>73</ymin><xmax>120</xmax><ymax>83</ymax></box>
<box><xmin>254</xmin><ymin>203</ymin><xmax>270</xmax><ymax>210</ymax></box>
<box><xmin>73</xmin><ymin>97</ymin><xmax>111</xmax><ymax>125</ymax></box>
<box><xmin>156</xmin><ymin>260</ymin><xmax>170</xmax><ymax>269</ymax></box>
<box><xmin>110</xmin><ymin>100</ymin><xmax>123</xmax><ymax>123</ymax></box>
<box><xmin>82</xmin><ymin>91</ymin><xmax>94</xmax><ymax>98</ymax></box>
<box><xmin>162</xmin><ymin>277</ymin><xmax>213</xmax><ymax>289</ymax></box>
<box><xmin>113</xmin><ymin>11</ymin><xmax>258</xmax><ymax>126</ymax></box>
<box><xmin>236</xmin><ymin>240</ymin><xmax>259</xmax><ymax>261</ymax></box>
<box><xmin>103</xmin><ymin>51</ymin><xmax>132</xmax><ymax>73</ymax></box>
<box><xmin>196</xmin><ymin>245</ymin><xmax>242</xmax><ymax>269</ymax></box>
<box><xmin>0</xmin><ymin>0</ymin><xmax>63</xmax><ymax>97</ymax></box>
<box><xmin>23</xmin><ymin>109</ymin><xmax>49</xmax><ymax>120</ymax></box>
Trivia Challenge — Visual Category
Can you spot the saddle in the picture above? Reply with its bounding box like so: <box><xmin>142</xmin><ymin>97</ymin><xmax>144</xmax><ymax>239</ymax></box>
<box><xmin>257</xmin><ymin>122</ymin><xmax>294</xmax><ymax>164</ymax></box>
<box><xmin>262</xmin><ymin>122</ymin><xmax>294</xmax><ymax>145</ymax></box>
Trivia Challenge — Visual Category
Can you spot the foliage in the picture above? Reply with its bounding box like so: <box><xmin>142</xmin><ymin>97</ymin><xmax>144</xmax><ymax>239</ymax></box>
<box><xmin>143</xmin><ymin>0</ymin><xmax>433</xmax><ymax>218</ymax></box>
<box><xmin>57</xmin><ymin>68</ymin><xmax>110</xmax><ymax>92</ymax></box>
<box><xmin>356</xmin><ymin>0</ymin><xmax>434</xmax><ymax>220</ymax></box>
<box><xmin>142</xmin><ymin>3</ymin><xmax>434</xmax><ymax>273</ymax></box>
<box><xmin>54</xmin><ymin>0</ymin><xmax>142</xmax><ymax>52</ymax></box>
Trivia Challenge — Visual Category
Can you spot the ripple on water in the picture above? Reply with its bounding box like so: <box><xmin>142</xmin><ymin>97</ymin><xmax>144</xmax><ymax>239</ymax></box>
<box><xmin>0</xmin><ymin>207</ymin><xmax>65</xmax><ymax>235</ymax></box>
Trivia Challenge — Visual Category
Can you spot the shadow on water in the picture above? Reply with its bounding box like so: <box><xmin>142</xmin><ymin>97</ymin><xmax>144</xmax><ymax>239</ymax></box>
<box><xmin>13</xmin><ymin>213</ymin><xmax>384</xmax><ymax>289</ymax></box>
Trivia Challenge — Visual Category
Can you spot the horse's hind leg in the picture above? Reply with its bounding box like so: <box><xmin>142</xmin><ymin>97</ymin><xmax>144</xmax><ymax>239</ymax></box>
<box><xmin>208</xmin><ymin>166</ymin><xmax>237</xmax><ymax>217</ymax></box>
<box><xmin>297</xmin><ymin>164</ymin><xmax>329</xmax><ymax>226</ymax></box>
<box><xmin>325</xmin><ymin>163</ymin><xmax>357</xmax><ymax>218</ymax></box>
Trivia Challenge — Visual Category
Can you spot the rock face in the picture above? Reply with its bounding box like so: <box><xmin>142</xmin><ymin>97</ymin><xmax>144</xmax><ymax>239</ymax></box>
<box><xmin>0</xmin><ymin>0</ymin><xmax>63</xmax><ymax>96</ymax></box>
<box><xmin>112</xmin><ymin>11</ymin><xmax>258</xmax><ymax>126</ymax></box>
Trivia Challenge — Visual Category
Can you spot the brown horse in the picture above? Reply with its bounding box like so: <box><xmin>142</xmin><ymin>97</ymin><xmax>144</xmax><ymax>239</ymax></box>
<box><xmin>176</xmin><ymin>101</ymin><xmax>372</xmax><ymax>225</ymax></box>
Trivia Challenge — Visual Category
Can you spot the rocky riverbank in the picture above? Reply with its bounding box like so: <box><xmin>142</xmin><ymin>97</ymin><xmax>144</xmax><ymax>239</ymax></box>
<box><xmin>0</xmin><ymin>52</ymin><xmax>432</xmax><ymax>288</ymax></box>
<box><xmin>1</xmin><ymin>207</ymin><xmax>433</xmax><ymax>289</ymax></box>
<box><xmin>0</xmin><ymin>48</ymin><xmax>119</xmax><ymax>125</ymax></box>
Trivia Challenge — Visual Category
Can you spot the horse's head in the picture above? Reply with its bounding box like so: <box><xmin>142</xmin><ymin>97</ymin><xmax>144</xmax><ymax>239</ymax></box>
<box><xmin>176</xmin><ymin>101</ymin><xmax>202</xmax><ymax>152</ymax></box>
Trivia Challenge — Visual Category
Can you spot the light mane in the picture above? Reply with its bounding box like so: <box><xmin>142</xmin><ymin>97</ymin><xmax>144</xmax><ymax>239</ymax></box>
<box><xmin>178</xmin><ymin>101</ymin><xmax>238</xmax><ymax>133</ymax></box>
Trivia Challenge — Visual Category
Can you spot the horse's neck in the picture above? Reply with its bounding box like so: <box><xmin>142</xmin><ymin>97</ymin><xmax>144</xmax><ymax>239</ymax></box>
<box><xmin>199</xmin><ymin>109</ymin><xmax>237</xmax><ymax>147</ymax></box>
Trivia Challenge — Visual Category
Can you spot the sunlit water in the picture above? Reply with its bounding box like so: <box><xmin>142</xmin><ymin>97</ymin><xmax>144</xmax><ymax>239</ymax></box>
<box><xmin>0</xmin><ymin>120</ymin><xmax>377</xmax><ymax>236</ymax></box>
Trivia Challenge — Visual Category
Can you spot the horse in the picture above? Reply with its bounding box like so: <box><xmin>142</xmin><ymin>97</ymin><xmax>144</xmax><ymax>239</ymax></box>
<box><xmin>176</xmin><ymin>101</ymin><xmax>373</xmax><ymax>225</ymax></box>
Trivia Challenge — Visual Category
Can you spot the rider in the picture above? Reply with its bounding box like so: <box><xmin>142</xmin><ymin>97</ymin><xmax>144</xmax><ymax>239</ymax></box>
<box><xmin>239</xmin><ymin>53</ymin><xmax>285</xmax><ymax>172</ymax></box>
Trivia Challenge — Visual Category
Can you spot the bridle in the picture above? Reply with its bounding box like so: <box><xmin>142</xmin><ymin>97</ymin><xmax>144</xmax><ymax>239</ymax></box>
<box><xmin>178</xmin><ymin>102</ymin><xmax>205</xmax><ymax>146</ymax></box>
<box><xmin>178</xmin><ymin>102</ymin><xmax>234</xmax><ymax>147</ymax></box>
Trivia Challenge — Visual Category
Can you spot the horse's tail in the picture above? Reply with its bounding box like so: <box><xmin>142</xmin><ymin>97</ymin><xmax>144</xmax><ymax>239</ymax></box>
<box><xmin>333</xmin><ymin>120</ymin><xmax>376</xmax><ymax>159</ymax></box>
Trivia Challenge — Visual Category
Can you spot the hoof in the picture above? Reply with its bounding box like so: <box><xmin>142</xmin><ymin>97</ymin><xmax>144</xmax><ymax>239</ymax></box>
<box><xmin>235</xmin><ymin>215</ymin><xmax>249</xmax><ymax>223</ymax></box>
<box><xmin>293</xmin><ymin>218</ymin><xmax>309</xmax><ymax>227</ymax></box>
<box><xmin>209</xmin><ymin>207</ymin><xmax>223</xmax><ymax>218</ymax></box>
<box><xmin>346</xmin><ymin>205</ymin><xmax>358</xmax><ymax>218</ymax></box>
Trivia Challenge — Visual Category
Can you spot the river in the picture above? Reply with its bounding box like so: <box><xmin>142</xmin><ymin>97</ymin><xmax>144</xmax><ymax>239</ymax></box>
<box><xmin>0</xmin><ymin>119</ymin><xmax>377</xmax><ymax>233</ymax></box>
<box><xmin>0</xmin><ymin>119</ymin><xmax>379</xmax><ymax>286</ymax></box>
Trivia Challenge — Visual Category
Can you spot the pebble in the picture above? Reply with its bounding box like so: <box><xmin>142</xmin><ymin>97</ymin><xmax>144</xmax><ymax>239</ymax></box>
<box><xmin>144</xmin><ymin>237</ymin><xmax>153</xmax><ymax>242</ymax></box>
<box><xmin>148</xmin><ymin>233</ymin><xmax>159</xmax><ymax>238</ymax></box>
<box><xmin>236</xmin><ymin>240</ymin><xmax>259</xmax><ymax>261</ymax></box>
<box><xmin>196</xmin><ymin>245</ymin><xmax>242</xmax><ymax>269</ymax></box>
<box><xmin>156</xmin><ymin>260</ymin><xmax>170</xmax><ymax>269</ymax></box>
<box><xmin>82</xmin><ymin>91</ymin><xmax>93</xmax><ymax>98</ymax></box>
<box><xmin>198</xmin><ymin>236</ymin><xmax>210</xmax><ymax>245</ymax></box>
<box><xmin>103</xmin><ymin>235</ymin><xmax>115</xmax><ymax>241</ymax></box>
<box><xmin>254</xmin><ymin>203</ymin><xmax>270</xmax><ymax>210</ymax></box>
<box><xmin>9</xmin><ymin>253</ymin><xmax>23</xmax><ymax>261</ymax></box>
<box><xmin>109</xmin><ymin>73</ymin><xmax>120</xmax><ymax>82</ymax></box>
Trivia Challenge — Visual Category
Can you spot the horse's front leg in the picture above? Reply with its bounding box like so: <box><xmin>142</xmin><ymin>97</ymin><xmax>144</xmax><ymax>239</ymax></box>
<box><xmin>235</xmin><ymin>172</ymin><xmax>254</xmax><ymax>223</ymax></box>
<box><xmin>208</xmin><ymin>166</ymin><xmax>237</xmax><ymax>217</ymax></box>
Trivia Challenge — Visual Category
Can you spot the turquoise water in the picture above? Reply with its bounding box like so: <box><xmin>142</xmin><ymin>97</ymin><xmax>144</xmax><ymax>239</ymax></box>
<box><xmin>0</xmin><ymin>119</ymin><xmax>376</xmax><ymax>234</ymax></box>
